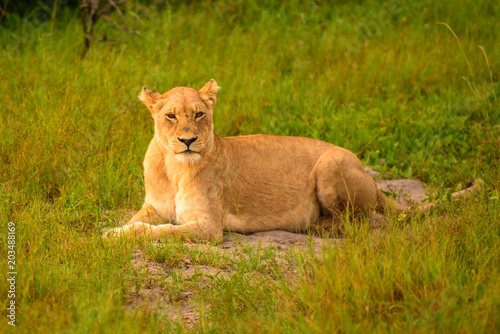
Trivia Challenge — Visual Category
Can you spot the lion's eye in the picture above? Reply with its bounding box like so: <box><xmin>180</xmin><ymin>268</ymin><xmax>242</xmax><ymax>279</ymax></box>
<box><xmin>166</xmin><ymin>114</ymin><xmax>176</xmax><ymax>119</ymax></box>
<box><xmin>195</xmin><ymin>112</ymin><xmax>204</xmax><ymax>118</ymax></box>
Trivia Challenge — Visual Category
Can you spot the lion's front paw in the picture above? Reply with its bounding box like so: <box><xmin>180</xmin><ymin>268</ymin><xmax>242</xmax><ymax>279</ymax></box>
<box><xmin>102</xmin><ymin>226</ymin><xmax>126</xmax><ymax>239</ymax></box>
<box><xmin>103</xmin><ymin>222</ymin><xmax>153</xmax><ymax>239</ymax></box>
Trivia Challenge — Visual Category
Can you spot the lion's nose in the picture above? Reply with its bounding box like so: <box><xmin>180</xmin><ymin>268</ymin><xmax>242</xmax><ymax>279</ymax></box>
<box><xmin>178</xmin><ymin>137</ymin><xmax>198</xmax><ymax>148</ymax></box>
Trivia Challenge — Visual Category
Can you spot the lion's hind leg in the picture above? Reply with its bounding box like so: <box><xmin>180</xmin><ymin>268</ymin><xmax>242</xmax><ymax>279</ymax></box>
<box><xmin>309</xmin><ymin>215</ymin><xmax>344</xmax><ymax>236</ymax></box>
<box><xmin>313</xmin><ymin>147</ymin><xmax>379</xmax><ymax>218</ymax></box>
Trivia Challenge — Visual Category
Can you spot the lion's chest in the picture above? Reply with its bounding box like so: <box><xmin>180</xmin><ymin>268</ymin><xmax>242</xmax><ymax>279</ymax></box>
<box><xmin>145</xmin><ymin>191</ymin><xmax>176</xmax><ymax>221</ymax></box>
<box><xmin>144</xmin><ymin>177</ymin><xmax>177</xmax><ymax>221</ymax></box>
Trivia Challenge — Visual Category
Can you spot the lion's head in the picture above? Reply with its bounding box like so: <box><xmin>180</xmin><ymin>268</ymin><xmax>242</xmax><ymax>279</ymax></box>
<box><xmin>138</xmin><ymin>79</ymin><xmax>220</xmax><ymax>164</ymax></box>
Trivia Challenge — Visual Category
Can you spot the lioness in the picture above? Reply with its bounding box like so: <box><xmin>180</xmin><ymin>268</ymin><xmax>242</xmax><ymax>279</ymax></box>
<box><xmin>104</xmin><ymin>79</ymin><xmax>481</xmax><ymax>242</ymax></box>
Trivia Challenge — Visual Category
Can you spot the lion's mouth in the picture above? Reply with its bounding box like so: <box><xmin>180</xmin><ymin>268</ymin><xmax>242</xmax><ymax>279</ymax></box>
<box><xmin>176</xmin><ymin>149</ymin><xmax>199</xmax><ymax>154</ymax></box>
<box><xmin>174</xmin><ymin>148</ymin><xmax>202</xmax><ymax>164</ymax></box>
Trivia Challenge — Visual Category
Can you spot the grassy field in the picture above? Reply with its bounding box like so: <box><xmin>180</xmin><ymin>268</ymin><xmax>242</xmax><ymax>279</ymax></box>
<box><xmin>1</xmin><ymin>0</ymin><xmax>499</xmax><ymax>332</ymax></box>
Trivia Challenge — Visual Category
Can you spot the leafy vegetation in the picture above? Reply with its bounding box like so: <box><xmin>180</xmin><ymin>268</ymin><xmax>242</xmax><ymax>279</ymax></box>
<box><xmin>0</xmin><ymin>0</ymin><xmax>498</xmax><ymax>332</ymax></box>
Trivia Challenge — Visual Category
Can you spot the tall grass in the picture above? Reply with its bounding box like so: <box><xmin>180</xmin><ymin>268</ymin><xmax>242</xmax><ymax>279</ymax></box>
<box><xmin>0</xmin><ymin>0</ymin><xmax>499</xmax><ymax>332</ymax></box>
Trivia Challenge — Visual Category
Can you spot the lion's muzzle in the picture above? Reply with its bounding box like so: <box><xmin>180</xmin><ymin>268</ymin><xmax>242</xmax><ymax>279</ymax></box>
<box><xmin>178</xmin><ymin>136</ymin><xmax>198</xmax><ymax>150</ymax></box>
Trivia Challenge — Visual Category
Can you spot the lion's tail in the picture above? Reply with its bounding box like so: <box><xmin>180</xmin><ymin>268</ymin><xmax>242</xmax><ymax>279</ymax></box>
<box><xmin>375</xmin><ymin>179</ymin><xmax>484</xmax><ymax>215</ymax></box>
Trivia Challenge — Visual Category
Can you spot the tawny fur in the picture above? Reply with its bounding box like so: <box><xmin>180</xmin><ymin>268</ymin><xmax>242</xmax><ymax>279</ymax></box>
<box><xmin>104</xmin><ymin>79</ymin><xmax>482</xmax><ymax>242</ymax></box>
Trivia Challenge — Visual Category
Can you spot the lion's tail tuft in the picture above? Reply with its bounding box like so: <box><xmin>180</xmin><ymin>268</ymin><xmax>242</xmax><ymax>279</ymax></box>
<box><xmin>375</xmin><ymin>179</ymin><xmax>483</xmax><ymax>215</ymax></box>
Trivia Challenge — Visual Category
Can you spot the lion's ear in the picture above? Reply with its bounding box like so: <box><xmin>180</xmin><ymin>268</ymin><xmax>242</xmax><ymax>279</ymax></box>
<box><xmin>199</xmin><ymin>79</ymin><xmax>220</xmax><ymax>109</ymax></box>
<box><xmin>138</xmin><ymin>87</ymin><xmax>162</xmax><ymax>112</ymax></box>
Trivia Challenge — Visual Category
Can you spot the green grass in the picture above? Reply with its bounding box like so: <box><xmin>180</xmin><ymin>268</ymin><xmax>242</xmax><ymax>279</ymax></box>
<box><xmin>1</xmin><ymin>0</ymin><xmax>499</xmax><ymax>332</ymax></box>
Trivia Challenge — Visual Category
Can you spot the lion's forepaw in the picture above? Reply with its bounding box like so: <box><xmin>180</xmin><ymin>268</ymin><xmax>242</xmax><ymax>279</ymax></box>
<box><xmin>103</xmin><ymin>221</ymin><xmax>153</xmax><ymax>239</ymax></box>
